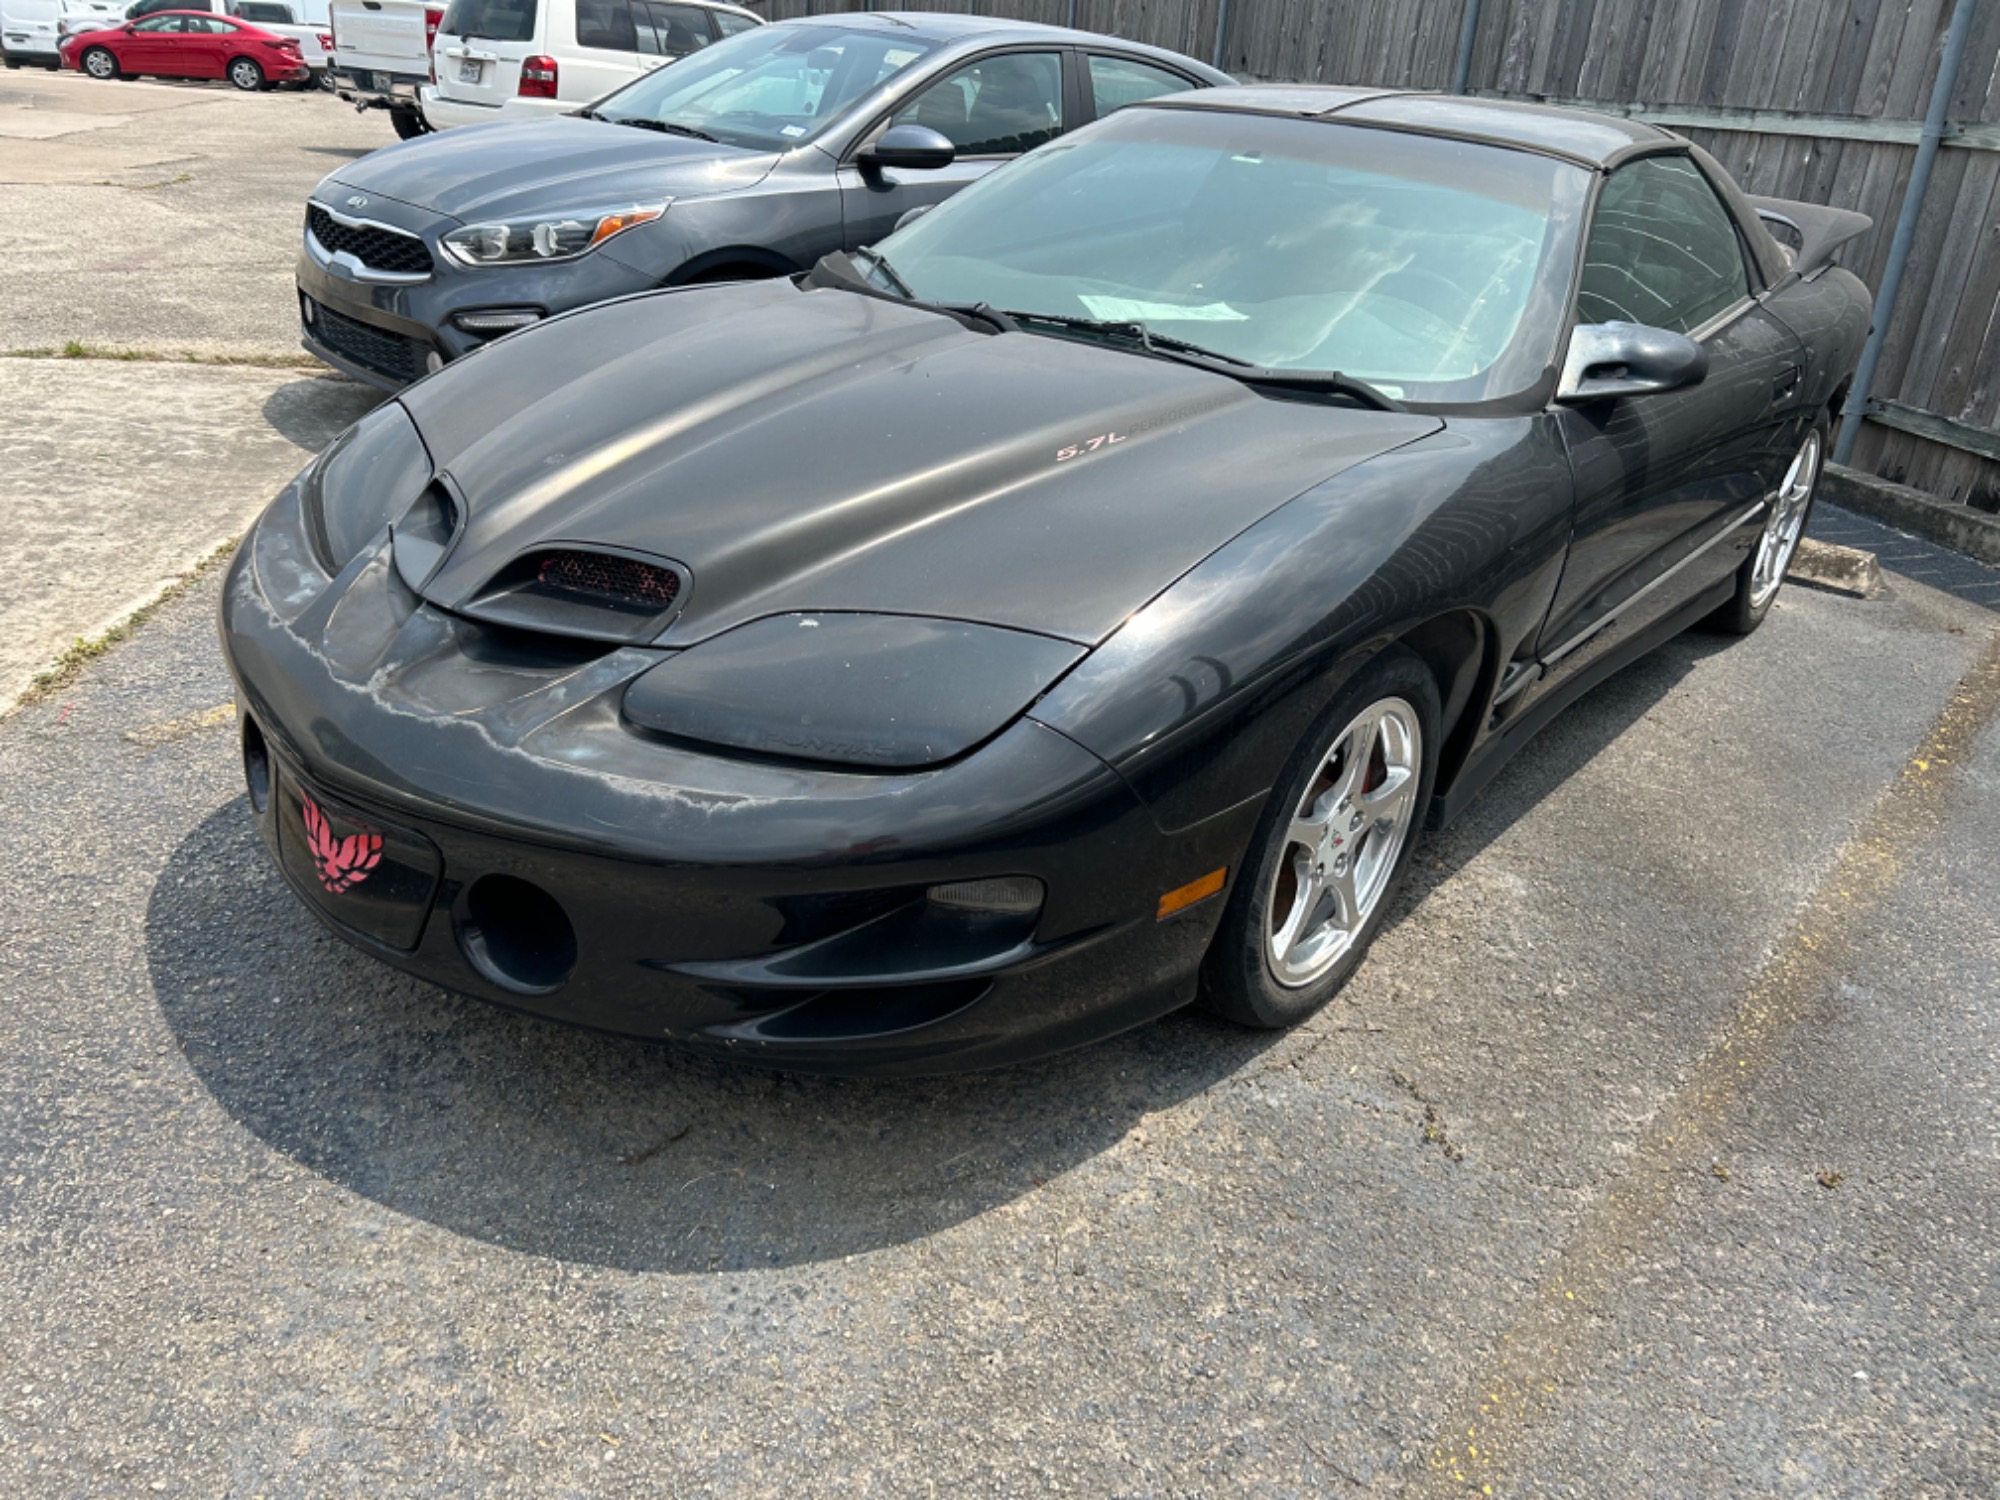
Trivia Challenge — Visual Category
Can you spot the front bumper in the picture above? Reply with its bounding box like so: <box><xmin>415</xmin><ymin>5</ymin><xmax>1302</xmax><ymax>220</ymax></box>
<box><xmin>296</xmin><ymin>215</ymin><xmax>658</xmax><ymax>387</ymax></box>
<box><xmin>218</xmin><ymin>476</ymin><xmax>1245</xmax><ymax>1074</ymax></box>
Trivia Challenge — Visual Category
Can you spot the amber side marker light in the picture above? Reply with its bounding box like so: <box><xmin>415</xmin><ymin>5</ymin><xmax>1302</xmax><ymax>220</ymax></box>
<box><xmin>1157</xmin><ymin>867</ymin><xmax>1227</xmax><ymax>920</ymax></box>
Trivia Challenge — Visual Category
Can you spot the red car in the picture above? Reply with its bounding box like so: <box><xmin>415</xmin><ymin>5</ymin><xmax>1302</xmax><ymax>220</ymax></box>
<box><xmin>59</xmin><ymin>11</ymin><xmax>308</xmax><ymax>90</ymax></box>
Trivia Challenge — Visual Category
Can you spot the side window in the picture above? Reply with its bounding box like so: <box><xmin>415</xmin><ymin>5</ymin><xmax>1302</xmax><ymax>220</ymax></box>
<box><xmin>1576</xmin><ymin>155</ymin><xmax>1751</xmax><ymax>335</ymax></box>
<box><xmin>891</xmin><ymin>51</ymin><xmax>1062</xmax><ymax>158</ymax></box>
<box><xmin>574</xmin><ymin>0</ymin><xmax>636</xmax><ymax>51</ymax></box>
<box><xmin>636</xmin><ymin>1</ymin><xmax>711</xmax><ymax>56</ymax></box>
<box><xmin>1087</xmin><ymin>54</ymin><xmax>1193</xmax><ymax>117</ymax></box>
<box><xmin>133</xmin><ymin>15</ymin><xmax>182</xmax><ymax>30</ymax></box>
<box><xmin>711</xmin><ymin>9</ymin><xmax>755</xmax><ymax>38</ymax></box>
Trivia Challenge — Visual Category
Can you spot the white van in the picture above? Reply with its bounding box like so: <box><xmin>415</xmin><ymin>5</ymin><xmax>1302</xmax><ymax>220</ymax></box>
<box><xmin>418</xmin><ymin>0</ymin><xmax>756</xmax><ymax>129</ymax></box>
<box><xmin>2</xmin><ymin>0</ymin><xmax>63</xmax><ymax>66</ymax></box>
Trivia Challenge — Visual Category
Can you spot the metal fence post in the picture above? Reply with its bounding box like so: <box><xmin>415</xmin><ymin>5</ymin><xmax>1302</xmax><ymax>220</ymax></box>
<box><xmin>1452</xmin><ymin>0</ymin><xmax>1483</xmax><ymax>94</ymax></box>
<box><xmin>1213</xmin><ymin>0</ymin><xmax>1231</xmax><ymax>71</ymax></box>
<box><xmin>1067</xmin><ymin>0</ymin><xmax>1077</xmax><ymax>29</ymax></box>
<box><xmin>1833</xmin><ymin>0</ymin><xmax>1980</xmax><ymax>466</ymax></box>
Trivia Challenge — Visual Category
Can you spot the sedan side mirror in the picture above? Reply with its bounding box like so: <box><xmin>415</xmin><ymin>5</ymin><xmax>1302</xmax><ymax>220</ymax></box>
<box><xmin>1556</xmin><ymin>322</ymin><xmax>1708</xmax><ymax>404</ymax></box>
<box><xmin>860</xmin><ymin>123</ymin><xmax>956</xmax><ymax>177</ymax></box>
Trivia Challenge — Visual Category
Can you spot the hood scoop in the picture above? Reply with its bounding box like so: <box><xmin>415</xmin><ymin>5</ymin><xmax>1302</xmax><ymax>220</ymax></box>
<box><xmin>459</xmin><ymin>544</ymin><xmax>691</xmax><ymax>644</ymax></box>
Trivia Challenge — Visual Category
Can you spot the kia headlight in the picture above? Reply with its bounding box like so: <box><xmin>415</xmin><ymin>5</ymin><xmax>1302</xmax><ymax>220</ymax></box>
<box><xmin>441</xmin><ymin>203</ymin><xmax>667</xmax><ymax>267</ymax></box>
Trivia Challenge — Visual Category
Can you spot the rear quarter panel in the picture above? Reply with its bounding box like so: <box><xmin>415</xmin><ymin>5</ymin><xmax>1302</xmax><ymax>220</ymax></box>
<box><xmin>1764</xmin><ymin>266</ymin><xmax>1872</xmax><ymax>415</ymax></box>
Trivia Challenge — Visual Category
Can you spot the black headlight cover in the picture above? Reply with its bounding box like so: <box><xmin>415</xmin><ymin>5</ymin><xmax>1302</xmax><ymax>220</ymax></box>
<box><xmin>622</xmin><ymin>613</ymin><xmax>1085</xmax><ymax>770</ymax></box>
<box><xmin>303</xmin><ymin>401</ymin><xmax>435</xmax><ymax>573</ymax></box>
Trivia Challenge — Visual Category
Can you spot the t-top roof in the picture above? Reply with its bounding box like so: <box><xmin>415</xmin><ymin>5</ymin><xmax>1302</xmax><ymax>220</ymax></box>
<box><xmin>1146</xmin><ymin>86</ymin><xmax>1675</xmax><ymax>167</ymax></box>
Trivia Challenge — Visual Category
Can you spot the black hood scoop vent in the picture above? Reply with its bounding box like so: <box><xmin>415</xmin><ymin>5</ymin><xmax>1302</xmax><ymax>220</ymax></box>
<box><xmin>457</xmin><ymin>545</ymin><xmax>690</xmax><ymax>644</ymax></box>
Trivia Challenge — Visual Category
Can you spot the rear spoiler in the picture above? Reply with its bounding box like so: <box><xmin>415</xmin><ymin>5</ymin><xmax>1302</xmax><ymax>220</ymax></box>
<box><xmin>1749</xmin><ymin>196</ymin><xmax>1872</xmax><ymax>279</ymax></box>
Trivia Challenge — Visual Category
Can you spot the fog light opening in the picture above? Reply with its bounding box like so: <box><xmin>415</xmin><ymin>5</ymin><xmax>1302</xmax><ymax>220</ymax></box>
<box><xmin>927</xmin><ymin>875</ymin><xmax>1044</xmax><ymax>917</ymax></box>
<box><xmin>241</xmin><ymin>712</ymin><xmax>271</xmax><ymax>815</ymax></box>
<box><xmin>453</xmin><ymin>308</ymin><xmax>543</xmax><ymax>337</ymax></box>
<box><xmin>456</xmin><ymin>873</ymin><xmax>577</xmax><ymax>994</ymax></box>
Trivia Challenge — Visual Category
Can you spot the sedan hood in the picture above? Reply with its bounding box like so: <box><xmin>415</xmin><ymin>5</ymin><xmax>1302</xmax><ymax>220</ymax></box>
<box><xmin>398</xmin><ymin>281</ymin><xmax>1442</xmax><ymax>647</ymax></box>
<box><xmin>325</xmin><ymin>117</ymin><xmax>778</xmax><ymax>222</ymax></box>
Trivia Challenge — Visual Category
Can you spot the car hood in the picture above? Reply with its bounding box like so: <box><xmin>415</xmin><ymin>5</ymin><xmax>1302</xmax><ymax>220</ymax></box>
<box><xmin>324</xmin><ymin>116</ymin><xmax>779</xmax><ymax>223</ymax></box>
<box><xmin>398</xmin><ymin>281</ymin><xmax>1442</xmax><ymax>648</ymax></box>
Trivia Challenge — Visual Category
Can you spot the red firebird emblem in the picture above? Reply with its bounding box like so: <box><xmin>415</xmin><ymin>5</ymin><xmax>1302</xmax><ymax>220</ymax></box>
<box><xmin>302</xmin><ymin>792</ymin><xmax>383</xmax><ymax>894</ymax></box>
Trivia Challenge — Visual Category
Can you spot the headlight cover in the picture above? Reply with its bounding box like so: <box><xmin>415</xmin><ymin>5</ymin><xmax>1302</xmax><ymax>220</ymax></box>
<box><xmin>622</xmin><ymin>613</ymin><xmax>1085</xmax><ymax>770</ymax></box>
<box><xmin>302</xmin><ymin>400</ymin><xmax>435</xmax><ymax>573</ymax></box>
<box><xmin>441</xmin><ymin>202</ymin><xmax>667</xmax><ymax>267</ymax></box>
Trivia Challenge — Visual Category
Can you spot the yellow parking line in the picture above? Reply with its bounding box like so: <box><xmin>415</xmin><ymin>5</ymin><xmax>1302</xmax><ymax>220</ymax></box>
<box><xmin>1417</xmin><ymin>627</ymin><xmax>2000</xmax><ymax>1497</ymax></box>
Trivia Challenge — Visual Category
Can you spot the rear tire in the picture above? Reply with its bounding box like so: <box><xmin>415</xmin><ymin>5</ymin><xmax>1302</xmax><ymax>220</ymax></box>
<box><xmin>316</xmin><ymin>68</ymin><xmax>337</xmax><ymax>92</ymax></box>
<box><xmin>227</xmin><ymin>56</ymin><xmax>264</xmax><ymax>91</ymax></box>
<box><xmin>1200</xmin><ymin>647</ymin><xmax>1440</xmax><ymax>1030</ymax></box>
<box><xmin>81</xmin><ymin>46</ymin><xmax>119</xmax><ymax>80</ymax></box>
<box><xmin>1711</xmin><ymin>424</ymin><xmax>1825</xmax><ymax>636</ymax></box>
<box><xmin>389</xmin><ymin>105</ymin><xmax>430</xmax><ymax>139</ymax></box>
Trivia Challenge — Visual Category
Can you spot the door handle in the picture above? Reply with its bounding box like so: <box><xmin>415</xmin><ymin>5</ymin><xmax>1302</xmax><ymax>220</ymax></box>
<box><xmin>1772</xmin><ymin>363</ymin><xmax>1801</xmax><ymax>404</ymax></box>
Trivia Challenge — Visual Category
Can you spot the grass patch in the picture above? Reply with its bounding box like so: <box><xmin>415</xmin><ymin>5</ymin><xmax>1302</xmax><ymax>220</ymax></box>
<box><xmin>3</xmin><ymin>340</ymin><xmax>320</xmax><ymax>369</ymax></box>
<box><xmin>16</xmin><ymin>539</ymin><xmax>239</xmax><ymax>710</ymax></box>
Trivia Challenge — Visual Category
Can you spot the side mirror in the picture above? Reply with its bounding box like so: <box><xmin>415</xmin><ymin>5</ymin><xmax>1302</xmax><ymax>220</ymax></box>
<box><xmin>1556</xmin><ymin>322</ymin><xmax>1708</xmax><ymax>404</ymax></box>
<box><xmin>860</xmin><ymin>123</ymin><xmax>955</xmax><ymax>177</ymax></box>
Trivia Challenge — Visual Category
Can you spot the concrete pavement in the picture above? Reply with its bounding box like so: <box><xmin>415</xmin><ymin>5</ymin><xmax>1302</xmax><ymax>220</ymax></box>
<box><xmin>0</xmin><ymin>69</ymin><xmax>391</xmax><ymax>357</ymax></box>
<box><xmin>0</xmin><ymin>356</ymin><xmax>379</xmax><ymax>713</ymax></box>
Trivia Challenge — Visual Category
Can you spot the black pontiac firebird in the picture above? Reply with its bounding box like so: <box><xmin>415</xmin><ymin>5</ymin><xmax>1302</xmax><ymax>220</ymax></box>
<box><xmin>221</xmin><ymin>86</ymin><xmax>1872</xmax><ymax>1074</ymax></box>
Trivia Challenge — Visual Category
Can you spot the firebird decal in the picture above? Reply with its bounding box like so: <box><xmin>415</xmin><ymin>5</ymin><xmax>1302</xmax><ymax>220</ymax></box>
<box><xmin>302</xmin><ymin>793</ymin><xmax>383</xmax><ymax>894</ymax></box>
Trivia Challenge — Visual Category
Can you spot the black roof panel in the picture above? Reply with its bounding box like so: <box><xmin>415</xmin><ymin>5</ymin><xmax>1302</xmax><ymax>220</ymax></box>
<box><xmin>1147</xmin><ymin>85</ymin><xmax>1673</xmax><ymax>166</ymax></box>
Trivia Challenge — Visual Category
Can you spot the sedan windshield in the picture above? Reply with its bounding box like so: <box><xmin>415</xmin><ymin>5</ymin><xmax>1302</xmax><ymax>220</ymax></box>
<box><xmin>591</xmin><ymin>24</ymin><xmax>938</xmax><ymax>152</ymax></box>
<box><xmin>872</xmin><ymin>107</ymin><xmax>1593</xmax><ymax>405</ymax></box>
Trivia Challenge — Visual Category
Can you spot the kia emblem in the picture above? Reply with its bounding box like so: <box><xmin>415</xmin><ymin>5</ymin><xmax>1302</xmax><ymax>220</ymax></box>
<box><xmin>345</xmin><ymin>194</ymin><xmax>368</xmax><ymax>210</ymax></box>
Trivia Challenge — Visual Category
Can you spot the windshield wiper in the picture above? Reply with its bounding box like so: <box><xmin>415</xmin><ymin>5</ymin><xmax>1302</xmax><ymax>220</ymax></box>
<box><xmin>996</xmin><ymin>310</ymin><xmax>1406</xmax><ymax>412</ymax></box>
<box><xmin>601</xmin><ymin>116</ymin><xmax>721</xmax><ymax>143</ymax></box>
<box><xmin>851</xmin><ymin>246</ymin><xmax>916</xmax><ymax>301</ymax></box>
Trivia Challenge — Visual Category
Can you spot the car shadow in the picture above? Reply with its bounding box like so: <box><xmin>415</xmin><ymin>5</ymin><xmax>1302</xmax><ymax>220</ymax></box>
<box><xmin>261</xmin><ymin>373</ymin><xmax>382</xmax><ymax>452</ymax></box>
<box><xmin>146</xmin><ymin>628</ymin><xmax>1721</xmax><ymax>1274</ymax></box>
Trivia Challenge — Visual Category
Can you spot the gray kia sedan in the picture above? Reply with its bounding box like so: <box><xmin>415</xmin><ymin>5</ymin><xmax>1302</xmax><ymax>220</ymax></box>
<box><xmin>296</xmin><ymin>11</ymin><xmax>1228</xmax><ymax>386</ymax></box>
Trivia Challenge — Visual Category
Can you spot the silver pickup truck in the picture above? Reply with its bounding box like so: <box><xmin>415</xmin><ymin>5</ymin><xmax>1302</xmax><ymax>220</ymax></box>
<box><xmin>328</xmin><ymin>0</ymin><xmax>437</xmax><ymax>137</ymax></box>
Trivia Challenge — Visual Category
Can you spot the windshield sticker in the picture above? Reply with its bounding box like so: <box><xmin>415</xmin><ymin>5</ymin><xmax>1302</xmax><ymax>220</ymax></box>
<box><xmin>1077</xmin><ymin>296</ymin><xmax>1248</xmax><ymax>323</ymax></box>
<box><xmin>883</xmin><ymin>48</ymin><xmax>920</xmax><ymax>66</ymax></box>
<box><xmin>779</xmin><ymin>124</ymin><xmax>806</xmax><ymax>137</ymax></box>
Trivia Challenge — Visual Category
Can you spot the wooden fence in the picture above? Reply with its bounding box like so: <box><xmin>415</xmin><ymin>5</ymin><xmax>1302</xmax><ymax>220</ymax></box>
<box><xmin>745</xmin><ymin>0</ymin><xmax>2000</xmax><ymax>512</ymax></box>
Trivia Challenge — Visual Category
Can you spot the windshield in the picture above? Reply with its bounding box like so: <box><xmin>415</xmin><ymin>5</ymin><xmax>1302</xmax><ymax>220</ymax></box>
<box><xmin>592</xmin><ymin>23</ymin><xmax>938</xmax><ymax>152</ymax></box>
<box><xmin>871</xmin><ymin>108</ymin><xmax>1592</xmax><ymax>405</ymax></box>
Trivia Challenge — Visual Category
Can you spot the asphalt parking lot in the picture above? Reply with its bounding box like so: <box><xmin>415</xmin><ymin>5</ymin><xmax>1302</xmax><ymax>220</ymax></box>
<box><xmin>3</xmin><ymin>68</ymin><xmax>1998</xmax><ymax>1499</ymax></box>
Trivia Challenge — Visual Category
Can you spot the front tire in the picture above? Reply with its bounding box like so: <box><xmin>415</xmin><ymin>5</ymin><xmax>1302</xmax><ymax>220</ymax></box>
<box><xmin>1712</xmin><ymin>425</ymin><xmax>1824</xmax><ymax>636</ymax></box>
<box><xmin>389</xmin><ymin>105</ymin><xmax>430</xmax><ymax>139</ymax></box>
<box><xmin>1201</xmin><ymin>647</ymin><xmax>1440</xmax><ymax>1029</ymax></box>
<box><xmin>227</xmin><ymin>56</ymin><xmax>264</xmax><ymax>91</ymax></box>
<box><xmin>81</xmin><ymin>46</ymin><xmax>119</xmax><ymax>80</ymax></box>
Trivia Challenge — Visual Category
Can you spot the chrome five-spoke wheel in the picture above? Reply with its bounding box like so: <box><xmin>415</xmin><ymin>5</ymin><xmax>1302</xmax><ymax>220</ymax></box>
<box><xmin>83</xmin><ymin>48</ymin><xmax>117</xmax><ymax>79</ymax></box>
<box><xmin>1750</xmin><ymin>429</ymin><xmax>1821</xmax><ymax>610</ymax></box>
<box><xmin>1265</xmin><ymin>697</ymin><xmax>1423</xmax><ymax>987</ymax></box>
